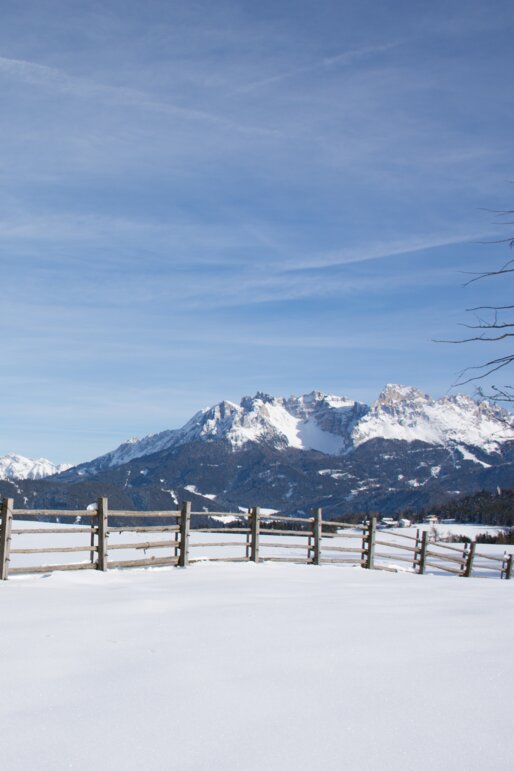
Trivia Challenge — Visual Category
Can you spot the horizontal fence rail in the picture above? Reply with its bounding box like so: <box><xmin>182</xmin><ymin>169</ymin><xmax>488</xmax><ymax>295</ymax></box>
<box><xmin>0</xmin><ymin>497</ymin><xmax>512</xmax><ymax>582</ymax></box>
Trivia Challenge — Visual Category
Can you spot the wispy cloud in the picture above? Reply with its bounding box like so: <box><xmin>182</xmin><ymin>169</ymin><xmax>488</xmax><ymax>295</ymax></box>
<box><xmin>231</xmin><ymin>41</ymin><xmax>402</xmax><ymax>94</ymax></box>
<box><xmin>282</xmin><ymin>231</ymin><xmax>492</xmax><ymax>271</ymax></box>
<box><xmin>0</xmin><ymin>54</ymin><xmax>276</xmax><ymax>136</ymax></box>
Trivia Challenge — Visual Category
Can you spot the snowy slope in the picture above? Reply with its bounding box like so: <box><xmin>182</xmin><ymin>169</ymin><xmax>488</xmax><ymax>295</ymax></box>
<box><xmin>353</xmin><ymin>384</ymin><xmax>514</xmax><ymax>452</ymax></box>
<box><xmin>0</xmin><ymin>452</ymin><xmax>71</xmax><ymax>480</ymax></box>
<box><xmin>1</xmin><ymin>562</ymin><xmax>513</xmax><ymax>771</ymax></box>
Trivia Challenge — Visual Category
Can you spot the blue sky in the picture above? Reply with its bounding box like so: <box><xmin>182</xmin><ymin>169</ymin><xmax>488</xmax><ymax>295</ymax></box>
<box><xmin>1</xmin><ymin>0</ymin><xmax>514</xmax><ymax>463</ymax></box>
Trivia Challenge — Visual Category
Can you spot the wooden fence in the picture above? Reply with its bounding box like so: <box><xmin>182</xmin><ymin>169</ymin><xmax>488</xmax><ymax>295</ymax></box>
<box><xmin>0</xmin><ymin>497</ymin><xmax>512</xmax><ymax>580</ymax></box>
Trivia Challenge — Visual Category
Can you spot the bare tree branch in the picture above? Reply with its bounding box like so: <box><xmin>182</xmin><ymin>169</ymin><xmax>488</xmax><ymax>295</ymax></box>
<box><xmin>466</xmin><ymin>304</ymin><xmax>514</xmax><ymax>311</ymax></box>
<box><xmin>458</xmin><ymin>322</ymin><xmax>514</xmax><ymax>330</ymax></box>
<box><xmin>454</xmin><ymin>354</ymin><xmax>514</xmax><ymax>386</ymax></box>
<box><xmin>437</xmin><ymin>211</ymin><xmax>514</xmax><ymax>398</ymax></box>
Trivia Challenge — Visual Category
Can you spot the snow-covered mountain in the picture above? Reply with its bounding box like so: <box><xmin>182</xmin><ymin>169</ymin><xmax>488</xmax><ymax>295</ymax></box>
<box><xmin>63</xmin><ymin>385</ymin><xmax>514</xmax><ymax>480</ymax></box>
<box><xmin>64</xmin><ymin>391</ymin><xmax>367</xmax><ymax>477</ymax></box>
<box><xmin>352</xmin><ymin>385</ymin><xmax>513</xmax><ymax>454</ymax></box>
<box><xmin>177</xmin><ymin>391</ymin><xmax>367</xmax><ymax>453</ymax></box>
<box><xmin>6</xmin><ymin>386</ymin><xmax>514</xmax><ymax>518</ymax></box>
<box><xmin>0</xmin><ymin>453</ymin><xmax>71</xmax><ymax>481</ymax></box>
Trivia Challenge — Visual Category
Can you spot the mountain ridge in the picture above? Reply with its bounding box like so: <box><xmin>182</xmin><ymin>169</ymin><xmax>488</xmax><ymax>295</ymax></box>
<box><xmin>59</xmin><ymin>384</ymin><xmax>514</xmax><ymax>481</ymax></box>
<box><xmin>2</xmin><ymin>384</ymin><xmax>513</xmax><ymax>519</ymax></box>
<box><xmin>0</xmin><ymin>453</ymin><xmax>71</xmax><ymax>481</ymax></box>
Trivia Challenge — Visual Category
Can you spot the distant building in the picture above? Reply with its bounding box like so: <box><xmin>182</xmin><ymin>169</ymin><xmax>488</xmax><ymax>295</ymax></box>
<box><xmin>379</xmin><ymin>517</ymin><xmax>398</xmax><ymax>528</ymax></box>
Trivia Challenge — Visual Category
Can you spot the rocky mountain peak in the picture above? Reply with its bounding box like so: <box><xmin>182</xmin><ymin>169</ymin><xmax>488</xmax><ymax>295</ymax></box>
<box><xmin>0</xmin><ymin>452</ymin><xmax>71</xmax><ymax>481</ymax></box>
<box><xmin>377</xmin><ymin>384</ymin><xmax>429</xmax><ymax>406</ymax></box>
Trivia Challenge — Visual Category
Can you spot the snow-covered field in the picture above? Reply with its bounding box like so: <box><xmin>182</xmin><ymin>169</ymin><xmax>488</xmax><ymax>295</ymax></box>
<box><xmin>1</xmin><ymin>557</ymin><xmax>513</xmax><ymax>771</ymax></box>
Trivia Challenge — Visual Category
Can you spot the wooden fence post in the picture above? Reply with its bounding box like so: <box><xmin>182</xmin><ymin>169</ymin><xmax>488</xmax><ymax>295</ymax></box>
<box><xmin>250</xmin><ymin>507</ymin><xmax>260</xmax><ymax>563</ymax></box>
<box><xmin>179</xmin><ymin>501</ymin><xmax>191</xmax><ymax>567</ymax></box>
<box><xmin>361</xmin><ymin>521</ymin><xmax>367</xmax><ymax>566</ymax></box>
<box><xmin>418</xmin><ymin>530</ymin><xmax>429</xmax><ymax>575</ymax></box>
<box><xmin>502</xmin><ymin>553</ymin><xmax>513</xmax><ymax>580</ymax></box>
<box><xmin>174</xmin><ymin>523</ymin><xmax>180</xmax><ymax>560</ymax></box>
<box><xmin>463</xmin><ymin>542</ymin><xmax>476</xmax><ymax>578</ymax></box>
<box><xmin>97</xmin><ymin>497</ymin><xmax>108</xmax><ymax>572</ymax></box>
<box><xmin>245</xmin><ymin>509</ymin><xmax>251</xmax><ymax>560</ymax></box>
<box><xmin>363</xmin><ymin>516</ymin><xmax>376</xmax><ymax>570</ymax></box>
<box><xmin>413</xmin><ymin>528</ymin><xmax>421</xmax><ymax>571</ymax></box>
<box><xmin>0</xmin><ymin>498</ymin><xmax>14</xmax><ymax>580</ymax></box>
<box><xmin>312</xmin><ymin>508</ymin><xmax>322</xmax><ymax>565</ymax></box>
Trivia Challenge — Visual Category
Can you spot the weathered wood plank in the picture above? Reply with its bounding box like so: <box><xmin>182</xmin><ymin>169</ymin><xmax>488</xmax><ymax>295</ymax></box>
<box><xmin>108</xmin><ymin>540</ymin><xmax>181</xmax><ymax>551</ymax></box>
<box><xmin>107</xmin><ymin>526</ymin><xmax>180</xmax><ymax>534</ymax></box>
<box><xmin>11</xmin><ymin>527</ymin><xmax>97</xmax><ymax>535</ymax></box>
<box><xmin>431</xmin><ymin>540</ymin><xmax>470</xmax><ymax>554</ymax></box>
<box><xmin>189</xmin><ymin>556</ymin><xmax>249</xmax><ymax>563</ymax></box>
<box><xmin>106</xmin><ymin>511</ymin><xmax>180</xmax><ymax>518</ymax></box>
<box><xmin>376</xmin><ymin>530</ymin><xmax>419</xmax><ymax>542</ymax></box>
<box><xmin>255</xmin><ymin>542</ymin><xmax>316</xmax><ymax>550</ymax></box>
<box><xmin>11</xmin><ymin>546</ymin><xmax>97</xmax><ymax>554</ymax></box>
<box><xmin>374</xmin><ymin>540</ymin><xmax>418</xmax><ymax>554</ymax></box>
<box><xmin>12</xmin><ymin>510</ymin><xmax>96</xmax><ymax>518</ymax></box>
<box><xmin>321</xmin><ymin>545</ymin><xmax>367</xmax><ymax>554</ymax></box>
<box><xmin>108</xmin><ymin>557</ymin><xmax>179</xmax><ymax>569</ymax></box>
<box><xmin>189</xmin><ymin>541</ymin><xmax>247</xmax><ymax>549</ymax></box>
<box><xmin>319</xmin><ymin>557</ymin><xmax>364</xmax><ymax>564</ymax></box>
<box><xmin>192</xmin><ymin>527</ymin><xmax>250</xmax><ymax>534</ymax></box>
<box><xmin>9</xmin><ymin>562</ymin><xmax>95</xmax><ymax>575</ymax></box>
<box><xmin>189</xmin><ymin>511</ymin><xmax>242</xmax><ymax>518</ymax></box>
<box><xmin>259</xmin><ymin>556</ymin><xmax>309</xmax><ymax>563</ymax></box>
<box><xmin>258</xmin><ymin>515</ymin><xmax>314</xmax><ymax>524</ymax></box>
<box><xmin>325</xmin><ymin>521</ymin><xmax>365</xmax><ymax>531</ymax></box>
<box><xmin>473</xmin><ymin>551</ymin><xmax>504</xmax><ymax>563</ymax></box>
<box><xmin>259</xmin><ymin>529</ymin><xmax>311</xmax><ymax>537</ymax></box>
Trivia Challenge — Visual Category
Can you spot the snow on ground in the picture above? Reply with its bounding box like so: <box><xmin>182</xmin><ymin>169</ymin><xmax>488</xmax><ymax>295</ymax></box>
<box><xmin>183</xmin><ymin>484</ymin><xmax>217</xmax><ymax>500</ymax></box>
<box><xmin>0</xmin><ymin>559</ymin><xmax>513</xmax><ymax>771</ymax></box>
<box><xmin>415</xmin><ymin>522</ymin><xmax>504</xmax><ymax>540</ymax></box>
